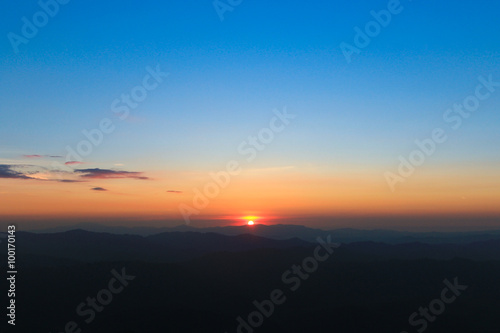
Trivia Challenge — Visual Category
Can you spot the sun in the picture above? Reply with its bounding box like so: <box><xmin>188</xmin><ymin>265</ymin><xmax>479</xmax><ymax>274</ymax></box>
<box><xmin>247</xmin><ymin>221</ymin><xmax>254</xmax><ymax>226</ymax></box>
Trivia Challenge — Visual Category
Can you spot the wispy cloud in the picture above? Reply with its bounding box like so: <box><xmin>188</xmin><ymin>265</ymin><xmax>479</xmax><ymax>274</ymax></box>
<box><xmin>167</xmin><ymin>190</ymin><xmax>183</xmax><ymax>194</ymax></box>
<box><xmin>75</xmin><ymin>168</ymin><xmax>149</xmax><ymax>180</ymax></box>
<box><xmin>245</xmin><ymin>166</ymin><xmax>296</xmax><ymax>174</ymax></box>
<box><xmin>65</xmin><ymin>161</ymin><xmax>84</xmax><ymax>166</ymax></box>
<box><xmin>22</xmin><ymin>154</ymin><xmax>63</xmax><ymax>159</ymax></box>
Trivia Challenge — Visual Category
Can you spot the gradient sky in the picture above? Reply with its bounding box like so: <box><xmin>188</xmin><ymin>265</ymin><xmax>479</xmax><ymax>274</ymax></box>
<box><xmin>1</xmin><ymin>0</ymin><xmax>499</xmax><ymax>229</ymax></box>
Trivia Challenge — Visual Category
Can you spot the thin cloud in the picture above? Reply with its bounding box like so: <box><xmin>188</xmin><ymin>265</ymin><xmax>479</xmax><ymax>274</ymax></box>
<box><xmin>22</xmin><ymin>154</ymin><xmax>65</xmax><ymax>159</ymax></box>
<box><xmin>75</xmin><ymin>168</ymin><xmax>149</xmax><ymax>180</ymax></box>
<box><xmin>167</xmin><ymin>190</ymin><xmax>183</xmax><ymax>194</ymax></box>
<box><xmin>91</xmin><ymin>187</ymin><xmax>108</xmax><ymax>191</ymax></box>
<box><xmin>65</xmin><ymin>161</ymin><xmax>84</xmax><ymax>166</ymax></box>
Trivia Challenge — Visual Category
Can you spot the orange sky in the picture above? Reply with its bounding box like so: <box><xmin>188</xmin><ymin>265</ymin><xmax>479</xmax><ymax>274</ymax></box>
<box><xmin>1</xmin><ymin>163</ymin><xmax>499</xmax><ymax>230</ymax></box>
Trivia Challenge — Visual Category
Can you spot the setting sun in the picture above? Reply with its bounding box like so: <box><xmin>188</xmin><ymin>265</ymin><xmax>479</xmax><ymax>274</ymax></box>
<box><xmin>247</xmin><ymin>221</ymin><xmax>254</xmax><ymax>225</ymax></box>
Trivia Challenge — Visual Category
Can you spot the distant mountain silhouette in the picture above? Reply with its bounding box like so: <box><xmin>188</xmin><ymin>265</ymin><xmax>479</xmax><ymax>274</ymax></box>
<box><xmin>11</xmin><ymin>230</ymin><xmax>311</xmax><ymax>264</ymax></box>
<box><xmin>7</xmin><ymin>230</ymin><xmax>500</xmax><ymax>268</ymax></box>
<box><xmin>28</xmin><ymin>222</ymin><xmax>500</xmax><ymax>244</ymax></box>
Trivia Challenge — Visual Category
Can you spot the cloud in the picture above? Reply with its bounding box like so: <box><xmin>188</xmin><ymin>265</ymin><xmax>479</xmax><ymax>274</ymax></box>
<box><xmin>1</xmin><ymin>165</ymin><xmax>147</xmax><ymax>183</ymax></box>
<box><xmin>65</xmin><ymin>161</ymin><xmax>84</xmax><ymax>166</ymax></box>
<box><xmin>246</xmin><ymin>166</ymin><xmax>295</xmax><ymax>174</ymax></box>
<box><xmin>167</xmin><ymin>190</ymin><xmax>183</xmax><ymax>194</ymax></box>
<box><xmin>22</xmin><ymin>154</ymin><xmax>64</xmax><ymax>159</ymax></box>
<box><xmin>91</xmin><ymin>187</ymin><xmax>108</xmax><ymax>191</ymax></box>
<box><xmin>0</xmin><ymin>165</ymin><xmax>31</xmax><ymax>179</ymax></box>
<box><xmin>75</xmin><ymin>168</ymin><xmax>149</xmax><ymax>180</ymax></box>
<box><xmin>0</xmin><ymin>164</ymin><xmax>84</xmax><ymax>182</ymax></box>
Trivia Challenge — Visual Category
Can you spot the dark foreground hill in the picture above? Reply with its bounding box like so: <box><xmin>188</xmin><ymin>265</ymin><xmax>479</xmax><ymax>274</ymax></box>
<box><xmin>2</xmin><ymin>230</ymin><xmax>500</xmax><ymax>332</ymax></box>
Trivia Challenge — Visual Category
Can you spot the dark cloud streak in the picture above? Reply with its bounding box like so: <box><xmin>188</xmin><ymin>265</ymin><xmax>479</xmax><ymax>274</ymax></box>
<box><xmin>75</xmin><ymin>168</ymin><xmax>149</xmax><ymax>180</ymax></box>
<box><xmin>91</xmin><ymin>187</ymin><xmax>108</xmax><ymax>191</ymax></box>
<box><xmin>0</xmin><ymin>165</ymin><xmax>31</xmax><ymax>179</ymax></box>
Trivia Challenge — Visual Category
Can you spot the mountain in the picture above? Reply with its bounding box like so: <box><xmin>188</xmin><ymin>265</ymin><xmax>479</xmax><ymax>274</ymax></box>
<box><xmin>7</xmin><ymin>230</ymin><xmax>500</xmax><ymax>267</ymax></box>
<box><xmin>8</xmin><ymin>247</ymin><xmax>500</xmax><ymax>333</ymax></box>
<box><xmin>11</xmin><ymin>230</ymin><xmax>311</xmax><ymax>264</ymax></box>
<box><xmin>4</xmin><ymin>229</ymin><xmax>500</xmax><ymax>332</ymax></box>
<box><xmin>27</xmin><ymin>222</ymin><xmax>500</xmax><ymax>244</ymax></box>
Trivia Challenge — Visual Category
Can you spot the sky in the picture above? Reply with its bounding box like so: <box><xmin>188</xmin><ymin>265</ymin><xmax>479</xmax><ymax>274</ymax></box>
<box><xmin>1</xmin><ymin>0</ymin><xmax>499</xmax><ymax>230</ymax></box>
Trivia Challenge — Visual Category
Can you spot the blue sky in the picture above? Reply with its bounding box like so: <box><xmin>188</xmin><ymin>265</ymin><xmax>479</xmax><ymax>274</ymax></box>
<box><xmin>1</xmin><ymin>0</ymin><xmax>499</xmax><ymax>227</ymax></box>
